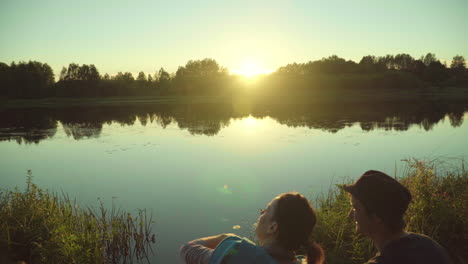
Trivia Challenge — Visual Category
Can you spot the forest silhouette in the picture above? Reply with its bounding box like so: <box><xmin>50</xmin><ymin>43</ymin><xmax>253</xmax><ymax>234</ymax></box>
<box><xmin>0</xmin><ymin>54</ymin><xmax>467</xmax><ymax>99</ymax></box>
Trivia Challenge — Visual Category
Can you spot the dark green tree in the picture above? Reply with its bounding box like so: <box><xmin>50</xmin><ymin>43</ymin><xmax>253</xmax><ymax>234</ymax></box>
<box><xmin>393</xmin><ymin>54</ymin><xmax>415</xmax><ymax>71</ymax></box>
<box><xmin>319</xmin><ymin>55</ymin><xmax>356</xmax><ymax>74</ymax></box>
<box><xmin>421</xmin><ymin>53</ymin><xmax>437</xmax><ymax>66</ymax></box>
<box><xmin>88</xmin><ymin>65</ymin><xmax>100</xmax><ymax>81</ymax></box>
<box><xmin>137</xmin><ymin>71</ymin><xmax>147</xmax><ymax>82</ymax></box>
<box><xmin>377</xmin><ymin>55</ymin><xmax>395</xmax><ymax>70</ymax></box>
<box><xmin>450</xmin><ymin>55</ymin><xmax>466</xmax><ymax>70</ymax></box>
<box><xmin>176</xmin><ymin>58</ymin><xmax>227</xmax><ymax>78</ymax></box>
<box><xmin>424</xmin><ymin>61</ymin><xmax>448</xmax><ymax>85</ymax></box>
<box><xmin>0</xmin><ymin>62</ymin><xmax>10</xmax><ymax>96</ymax></box>
<box><xmin>157</xmin><ymin>68</ymin><xmax>171</xmax><ymax>91</ymax></box>
<box><xmin>409</xmin><ymin>60</ymin><xmax>426</xmax><ymax>77</ymax></box>
<box><xmin>359</xmin><ymin>55</ymin><xmax>378</xmax><ymax>73</ymax></box>
<box><xmin>7</xmin><ymin>61</ymin><xmax>54</xmax><ymax>98</ymax></box>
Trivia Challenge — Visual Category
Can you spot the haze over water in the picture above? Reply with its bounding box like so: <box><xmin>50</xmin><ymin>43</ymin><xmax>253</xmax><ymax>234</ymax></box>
<box><xmin>1</xmin><ymin>104</ymin><xmax>467</xmax><ymax>263</ymax></box>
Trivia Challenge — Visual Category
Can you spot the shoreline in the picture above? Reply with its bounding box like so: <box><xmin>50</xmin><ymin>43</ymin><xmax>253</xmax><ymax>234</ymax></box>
<box><xmin>2</xmin><ymin>87</ymin><xmax>468</xmax><ymax>109</ymax></box>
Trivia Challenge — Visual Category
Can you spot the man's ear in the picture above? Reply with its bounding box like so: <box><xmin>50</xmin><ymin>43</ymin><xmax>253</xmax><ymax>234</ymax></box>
<box><xmin>267</xmin><ymin>221</ymin><xmax>278</xmax><ymax>235</ymax></box>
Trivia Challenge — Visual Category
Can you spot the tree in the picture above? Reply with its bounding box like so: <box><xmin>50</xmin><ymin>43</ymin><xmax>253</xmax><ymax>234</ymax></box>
<box><xmin>409</xmin><ymin>60</ymin><xmax>426</xmax><ymax>77</ymax></box>
<box><xmin>157</xmin><ymin>68</ymin><xmax>170</xmax><ymax>82</ymax></box>
<box><xmin>276</xmin><ymin>62</ymin><xmax>307</xmax><ymax>75</ymax></box>
<box><xmin>59</xmin><ymin>67</ymin><xmax>67</xmax><ymax>81</ymax></box>
<box><xmin>450</xmin><ymin>55</ymin><xmax>466</xmax><ymax>70</ymax></box>
<box><xmin>6</xmin><ymin>61</ymin><xmax>54</xmax><ymax>98</ymax></box>
<box><xmin>60</xmin><ymin>63</ymin><xmax>100</xmax><ymax>81</ymax></box>
<box><xmin>175</xmin><ymin>58</ymin><xmax>227</xmax><ymax>79</ymax></box>
<box><xmin>449</xmin><ymin>55</ymin><xmax>467</xmax><ymax>85</ymax></box>
<box><xmin>359</xmin><ymin>55</ymin><xmax>376</xmax><ymax>65</ymax></box>
<box><xmin>359</xmin><ymin>55</ymin><xmax>378</xmax><ymax>73</ymax></box>
<box><xmin>393</xmin><ymin>54</ymin><xmax>414</xmax><ymax>71</ymax></box>
<box><xmin>88</xmin><ymin>65</ymin><xmax>100</xmax><ymax>81</ymax></box>
<box><xmin>377</xmin><ymin>55</ymin><xmax>395</xmax><ymax>70</ymax></box>
<box><xmin>0</xmin><ymin>62</ymin><xmax>10</xmax><ymax>96</ymax></box>
<box><xmin>157</xmin><ymin>68</ymin><xmax>171</xmax><ymax>90</ymax></box>
<box><xmin>114</xmin><ymin>72</ymin><xmax>134</xmax><ymax>82</ymax></box>
<box><xmin>421</xmin><ymin>53</ymin><xmax>437</xmax><ymax>66</ymax></box>
<box><xmin>78</xmin><ymin>64</ymin><xmax>90</xmax><ymax>80</ymax></box>
<box><xmin>424</xmin><ymin>61</ymin><xmax>448</xmax><ymax>85</ymax></box>
<box><xmin>137</xmin><ymin>71</ymin><xmax>147</xmax><ymax>82</ymax></box>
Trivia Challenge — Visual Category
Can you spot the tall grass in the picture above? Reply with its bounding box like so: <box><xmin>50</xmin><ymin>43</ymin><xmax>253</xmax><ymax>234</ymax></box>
<box><xmin>0</xmin><ymin>170</ymin><xmax>155</xmax><ymax>264</ymax></box>
<box><xmin>313</xmin><ymin>158</ymin><xmax>467</xmax><ymax>264</ymax></box>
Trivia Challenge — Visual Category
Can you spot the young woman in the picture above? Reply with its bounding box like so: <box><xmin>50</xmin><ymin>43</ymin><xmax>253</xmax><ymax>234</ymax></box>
<box><xmin>180</xmin><ymin>192</ymin><xmax>324</xmax><ymax>264</ymax></box>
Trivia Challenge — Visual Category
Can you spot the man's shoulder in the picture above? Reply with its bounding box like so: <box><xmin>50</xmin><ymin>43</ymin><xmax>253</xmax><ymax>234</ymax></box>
<box><xmin>393</xmin><ymin>232</ymin><xmax>446</xmax><ymax>251</ymax></box>
<box><xmin>378</xmin><ymin>232</ymin><xmax>451</xmax><ymax>264</ymax></box>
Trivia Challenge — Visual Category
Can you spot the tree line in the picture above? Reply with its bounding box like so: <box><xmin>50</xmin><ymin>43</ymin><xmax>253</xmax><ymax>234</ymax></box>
<box><xmin>0</xmin><ymin>54</ymin><xmax>466</xmax><ymax>99</ymax></box>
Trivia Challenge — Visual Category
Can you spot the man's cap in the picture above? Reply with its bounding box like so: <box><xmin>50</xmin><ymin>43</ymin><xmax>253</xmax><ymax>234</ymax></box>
<box><xmin>344</xmin><ymin>170</ymin><xmax>412</xmax><ymax>225</ymax></box>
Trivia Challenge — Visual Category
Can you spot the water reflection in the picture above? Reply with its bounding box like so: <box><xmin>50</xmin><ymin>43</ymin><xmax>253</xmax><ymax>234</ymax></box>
<box><xmin>0</xmin><ymin>101</ymin><xmax>465</xmax><ymax>144</ymax></box>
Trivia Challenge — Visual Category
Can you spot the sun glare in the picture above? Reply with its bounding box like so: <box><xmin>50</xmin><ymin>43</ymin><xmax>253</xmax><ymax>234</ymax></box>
<box><xmin>231</xmin><ymin>60</ymin><xmax>272</xmax><ymax>77</ymax></box>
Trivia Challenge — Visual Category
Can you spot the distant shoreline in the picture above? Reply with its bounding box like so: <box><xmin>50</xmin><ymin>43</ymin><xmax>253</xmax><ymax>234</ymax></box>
<box><xmin>2</xmin><ymin>87</ymin><xmax>468</xmax><ymax>109</ymax></box>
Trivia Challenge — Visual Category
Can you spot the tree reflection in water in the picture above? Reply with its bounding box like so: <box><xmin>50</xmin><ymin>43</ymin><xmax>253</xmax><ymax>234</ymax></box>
<box><xmin>0</xmin><ymin>101</ymin><xmax>465</xmax><ymax>144</ymax></box>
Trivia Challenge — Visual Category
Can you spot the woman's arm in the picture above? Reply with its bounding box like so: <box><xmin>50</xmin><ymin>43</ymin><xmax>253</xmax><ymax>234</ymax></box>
<box><xmin>180</xmin><ymin>233</ymin><xmax>237</xmax><ymax>264</ymax></box>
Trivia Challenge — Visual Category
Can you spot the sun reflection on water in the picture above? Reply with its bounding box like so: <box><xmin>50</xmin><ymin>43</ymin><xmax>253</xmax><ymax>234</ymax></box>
<box><xmin>241</xmin><ymin>115</ymin><xmax>258</xmax><ymax>128</ymax></box>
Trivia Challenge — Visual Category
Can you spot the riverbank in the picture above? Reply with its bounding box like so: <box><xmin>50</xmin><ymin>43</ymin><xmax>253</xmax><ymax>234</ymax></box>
<box><xmin>1</xmin><ymin>159</ymin><xmax>466</xmax><ymax>263</ymax></box>
<box><xmin>1</xmin><ymin>87</ymin><xmax>468</xmax><ymax>108</ymax></box>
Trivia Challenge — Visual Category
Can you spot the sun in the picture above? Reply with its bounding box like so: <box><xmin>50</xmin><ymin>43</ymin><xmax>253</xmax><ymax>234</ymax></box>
<box><xmin>231</xmin><ymin>60</ymin><xmax>273</xmax><ymax>77</ymax></box>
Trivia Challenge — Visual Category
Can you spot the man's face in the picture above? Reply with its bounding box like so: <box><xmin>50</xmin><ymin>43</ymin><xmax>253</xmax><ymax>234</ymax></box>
<box><xmin>349</xmin><ymin>195</ymin><xmax>378</xmax><ymax>236</ymax></box>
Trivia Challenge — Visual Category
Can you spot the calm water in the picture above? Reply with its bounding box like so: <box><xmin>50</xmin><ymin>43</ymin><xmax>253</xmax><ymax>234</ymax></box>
<box><xmin>1</xmin><ymin>101</ymin><xmax>467</xmax><ymax>263</ymax></box>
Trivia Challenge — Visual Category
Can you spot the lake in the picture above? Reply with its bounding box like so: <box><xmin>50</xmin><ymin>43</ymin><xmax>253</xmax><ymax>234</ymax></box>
<box><xmin>1</xmin><ymin>100</ymin><xmax>467</xmax><ymax>263</ymax></box>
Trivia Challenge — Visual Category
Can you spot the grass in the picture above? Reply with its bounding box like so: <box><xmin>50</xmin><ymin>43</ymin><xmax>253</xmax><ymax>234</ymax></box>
<box><xmin>313</xmin><ymin>158</ymin><xmax>467</xmax><ymax>264</ymax></box>
<box><xmin>0</xmin><ymin>170</ymin><xmax>155</xmax><ymax>264</ymax></box>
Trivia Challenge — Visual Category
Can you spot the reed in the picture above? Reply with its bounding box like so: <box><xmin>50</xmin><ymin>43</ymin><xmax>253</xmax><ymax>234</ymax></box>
<box><xmin>0</xmin><ymin>170</ymin><xmax>155</xmax><ymax>264</ymax></box>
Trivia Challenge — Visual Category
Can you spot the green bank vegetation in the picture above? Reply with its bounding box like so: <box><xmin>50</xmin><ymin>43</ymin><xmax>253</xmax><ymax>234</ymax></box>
<box><xmin>0</xmin><ymin>170</ymin><xmax>155</xmax><ymax>264</ymax></box>
<box><xmin>314</xmin><ymin>158</ymin><xmax>467</xmax><ymax>264</ymax></box>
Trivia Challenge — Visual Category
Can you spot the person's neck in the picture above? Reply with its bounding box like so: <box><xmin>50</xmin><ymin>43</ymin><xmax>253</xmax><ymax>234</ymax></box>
<box><xmin>371</xmin><ymin>230</ymin><xmax>408</xmax><ymax>252</ymax></box>
<box><xmin>262</xmin><ymin>239</ymin><xmax>296</xmax><ymax>262</ymax></box>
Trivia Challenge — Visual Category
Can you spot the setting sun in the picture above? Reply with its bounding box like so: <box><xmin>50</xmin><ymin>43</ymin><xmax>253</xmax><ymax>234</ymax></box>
<box><xmin>231</xmin><ymin>60</ymin><xmax>273</xmax><ymax>77</ymax></box>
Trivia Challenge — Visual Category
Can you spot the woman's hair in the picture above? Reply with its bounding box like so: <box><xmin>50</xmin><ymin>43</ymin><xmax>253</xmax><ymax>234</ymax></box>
<box><xmin>272</xmin><ymin>192</ymin><xmax>324</xmax><ymax>264</ymax></box>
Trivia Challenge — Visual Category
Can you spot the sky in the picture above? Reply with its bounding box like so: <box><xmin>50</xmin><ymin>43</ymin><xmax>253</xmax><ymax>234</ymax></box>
<box><xmin>1</xmin><ymin>0</ymin><xmax>467</xmax><ymax>77</ymax></box>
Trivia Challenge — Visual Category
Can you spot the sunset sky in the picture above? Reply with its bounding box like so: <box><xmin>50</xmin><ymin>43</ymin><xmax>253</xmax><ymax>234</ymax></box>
<box><xmin>1</xmin><ymin>0</ymin><xmax>467</xmax><ymax>76</ymax></box>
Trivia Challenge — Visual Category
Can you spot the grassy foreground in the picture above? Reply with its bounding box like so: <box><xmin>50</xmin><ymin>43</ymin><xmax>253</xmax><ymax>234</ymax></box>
<box><xmin>1</xmin><ymin>159</ymin><xmax>466</xmax><ymax>263</ymax></box>
<box><xmin>0</xmin><ymin>171</ymin><xmax>155</xmax><ymax>264</ymax></box>
<box><xmin>313</xmin><ymin>158</ymin><xmax>467</xmax><ymax>264</ymax></box>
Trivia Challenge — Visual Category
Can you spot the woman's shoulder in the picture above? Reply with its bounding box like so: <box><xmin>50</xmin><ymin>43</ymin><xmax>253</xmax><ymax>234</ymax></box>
<box><xmin>210</xmin><ymin>236</ymin><xmax>277</xmax><ymax>264</ymax></box>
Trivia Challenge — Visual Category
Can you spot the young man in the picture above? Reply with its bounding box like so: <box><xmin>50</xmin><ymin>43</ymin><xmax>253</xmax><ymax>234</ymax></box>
<box><xmin>344</xmin><ymin>170</ymin><xmax>452</xmax><ymax>264</ymax></box>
